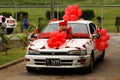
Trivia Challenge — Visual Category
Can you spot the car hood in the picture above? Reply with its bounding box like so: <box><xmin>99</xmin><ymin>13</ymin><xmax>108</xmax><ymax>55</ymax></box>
<box><xmin>29</xmin><ymin>38</ymin><xmax>91</xmax><ymax>52</ymax></box>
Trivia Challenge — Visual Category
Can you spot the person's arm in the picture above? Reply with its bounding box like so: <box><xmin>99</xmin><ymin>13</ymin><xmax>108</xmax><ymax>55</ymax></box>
<box><xmin>24</xmin><ymin>19</ymin><xmax>30</xmax><ymax>26</ymax></box>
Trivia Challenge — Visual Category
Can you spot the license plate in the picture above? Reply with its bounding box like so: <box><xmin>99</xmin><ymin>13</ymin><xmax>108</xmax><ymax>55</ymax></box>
<box><xmin>46</xmin><ymin>58</ymin><xmax>60</xmax><ymax>66</ymax></box>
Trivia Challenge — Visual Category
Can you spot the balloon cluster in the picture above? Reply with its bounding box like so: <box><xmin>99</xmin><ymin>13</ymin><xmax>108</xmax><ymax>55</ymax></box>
<box><xmin>95</xmin><ymin>28</ymin><xmax>110</xmax><ymax>51</ymax></box>
<box><xmin>47</xmin><ymin>31</ymin><xmax>67</xmax><ymax>48</ymax></box>
<box><xmin>63</xmin><ymin>4</ymin><xmax>82</xmax><ymax>21</ymax></box>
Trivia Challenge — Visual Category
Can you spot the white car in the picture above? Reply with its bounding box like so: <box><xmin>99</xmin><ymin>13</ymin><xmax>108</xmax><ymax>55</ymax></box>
<box><xmin>0</xmin><ymin>15</ymin><xmax>17</xmax><ymax>34</ymax></box>
<box><xmin>25</xmin><ymin>20</ymin><xmax>105</xmax><ymax>73</ymax></box>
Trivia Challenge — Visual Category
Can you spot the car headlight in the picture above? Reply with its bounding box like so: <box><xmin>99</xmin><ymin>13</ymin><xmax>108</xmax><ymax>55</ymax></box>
<box><xmin>81</xmin><ymin>50</ymin><xmax>87</xmax><ymax>55</ymax></box>
<box><xmin>28</xmin><ymin>50</ymin><xmax>40</xmax><ymax>55</ymax></box>
<box><xmin>68</xmin><ymin>50</ymin><xmax>87</xmax><ymax>56</ymax></box>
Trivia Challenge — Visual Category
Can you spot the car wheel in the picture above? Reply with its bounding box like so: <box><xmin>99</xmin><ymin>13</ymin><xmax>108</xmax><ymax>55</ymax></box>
<box><xmin>6</xmin><ymin>28</ymin><xmax>13</xmax><ymax>34</ymax></box>
<box><xmin>26</xmin><ymin>66</ymin><xmax>36</xmax><ymax>72</ymax></box>
<box><xmin>87</xmin><ymin>54</ymin><xmax>94</xmax><ymax>73</ymax></box>
<box><xmin>99</xmin><ymin>49</ymin><xmax>105</xmax><ymax>61</ymax></box>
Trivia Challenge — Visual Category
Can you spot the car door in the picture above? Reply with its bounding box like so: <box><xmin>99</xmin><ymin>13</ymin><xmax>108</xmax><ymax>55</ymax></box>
<box><xmin>89</xmin><ymin>23</ymin><xmax>100</xmax><ymax>60</ymax></box>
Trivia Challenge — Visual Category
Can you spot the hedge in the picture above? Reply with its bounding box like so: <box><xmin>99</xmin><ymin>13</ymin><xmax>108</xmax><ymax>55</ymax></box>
<box><xmin>46</xmin><ymin>9</ymin><xmax>95</xmax><ymax>20</ymax></box>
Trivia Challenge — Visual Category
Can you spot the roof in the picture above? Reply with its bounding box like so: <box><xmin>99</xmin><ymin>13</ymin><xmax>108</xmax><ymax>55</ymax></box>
<box><xmin>49</xmin><ymin>20</ymin><xmax>93</xmax><ymax>24</ymax></box>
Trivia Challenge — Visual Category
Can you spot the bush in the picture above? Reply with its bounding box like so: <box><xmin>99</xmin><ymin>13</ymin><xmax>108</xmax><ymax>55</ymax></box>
<box><xmin>45</xmin><ymin>10</ymin><xmax>64</xmax><ymax>20</ymax></box>
<box><xmin>60</xmin><ymin>11</ymin><xmax>65</xmax><ymax>20</ymax></box>
<box><xmin>0</xmin><ymin>12</ymin><xmax>12</xmax><ymax>17</ymax></box>
<box><xmin>45</xmin><ymin>10</ymin><xmax>51</xmax><ymax>20</ymax></box>
<box><xmin>96</xmin><ymin>16</ymin><xmax>102</xmax><ymax>27</ymax></box>
<box><xmin>80</xmin><ymin>9</ymin><xmax>95</xmax><ymax>20</ymax></box>
<box><xmin>115</xmin><ymin>16</ymin><xmax>120</xmax><ymax>26</ymax></box>
<box><xmin>46</xmin><ymin>9</ymin><xmax>95</xmax><ymax>20</ymax></box>
<box><xmin>14</xmin><ymin>11</ymin><xmax>28</xmax><ymax>21</ymax></box>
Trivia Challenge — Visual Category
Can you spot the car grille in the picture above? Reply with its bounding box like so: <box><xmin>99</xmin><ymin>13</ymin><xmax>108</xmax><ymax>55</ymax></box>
<box><xmin>40</xmin><ymin>52</ymin><xmax>68</xmax><ymax>55</ymax></box>
<box><xmin>29</xmin><ymin>52</ymin><xmax>80</xmax><ymax>56</ymax></box>
<box><xmin>34</xmin><ymin>59</ymin><xmax>73</xmax><ymax>66</ymax></box>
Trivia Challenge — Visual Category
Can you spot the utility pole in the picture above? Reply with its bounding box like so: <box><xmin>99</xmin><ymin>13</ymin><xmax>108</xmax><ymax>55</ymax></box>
<box><xmin>13</xmin><ymin>0</ymin><xmax>17</xmax><ymax>21</ymax></box>
<box><xmin>50</xmin><ymin>0</ymin><xmax>54</xmax><ymax>20</ymax></box>
<box><xmin>101</xmin><ymin>0</ymin><xmax>103</xmax><ymax>29</ymax></box>
<box><xmin>57</xmin><ymin>0</ymin><xmax>59</xmax><ymax>20</ymax></box>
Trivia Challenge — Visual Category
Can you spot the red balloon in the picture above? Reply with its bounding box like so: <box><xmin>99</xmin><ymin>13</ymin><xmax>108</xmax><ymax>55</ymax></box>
<box><xmin>78</xmin><ymin>9</ymin><xmax>82</xmax><ymax>16</ymax></box>
<box><xmin>95</xmin><ymin>38</ymin><xmax>101</xmax><ymax>44</ymax></box>
<box><xmin>73</xmin><ymin>4</ymin><xmax>79</xmax><ymax>10</ymax></box>
<box><xmin>70</xmin><ymin>9</ymin><xmax>77</xmax><ymax>15</ymax></box>
<box><xmin>98</xmin><ymin>42</ymin><xmax>106</xmax><ymax>51</ymax></box>
<box><xmin>56</xmin><ymin>33</ymin><xmax>62</xmax><ymax>39</ymax></box>
<box><xmin>61</xmin><ymin>31</ymin><xmax>67</xmax><ymax>38</ymax></box>
<box><xmin>104</xmin><ymin>33</ymin><xmax>110</xmax><ymax>41</ymax></box>
<box><xmin>54</xmin><ymin>41</ymin><xmax>61</xmax><ymax>48</ymax></box>
<box><xmin>104</xmin><ymin>42</ymin><xmax>108</xmax><ymax>48</ymax></box>
<box><xmin>65</xmin><ymin>5</ymin><xmax>73</xmax><ymax>12</ymax></box>
<box><xmin>100</xmin><ymin>28</ymin><xmax>107</xmax><ymax>36</ymax></box>
<box><xmin>50</xmin><ymin>37</ymin><xmax>57</xmax><ymax>42</ymax></box>
<box><xmin>61</xmin><ymin>38</ymin><xmax>66</xmax><ymax>44</ymax></box>
<box><xmin>70</xmin><ymin>14</ymin><xmax>78</xmax><ymax>21</ymax></box>
<box><xmin>101</xmin><ymin>36</ymin><xmax>107</xmax><ymax>42</ymax></box>
<box><xmin>65</xmin><ymin>11</ymin><xmax>70</xmax><ymax>16</ymax></box>
<box><xmin>47</xmin><ymin>40</ymin><xmax>54</xmax><ymax>48</ymax></box>
<box><xmin>63</xmin><ymin>15</ymin><xmax>69</xmax><ymax>21</ymax></box>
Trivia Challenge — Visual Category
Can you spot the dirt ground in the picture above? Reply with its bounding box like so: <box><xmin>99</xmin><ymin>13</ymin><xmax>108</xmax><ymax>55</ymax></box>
<box><xmin>0</xmin><ymin>33</ymin><xmax>120</xmax><ymax>80</ymax></box>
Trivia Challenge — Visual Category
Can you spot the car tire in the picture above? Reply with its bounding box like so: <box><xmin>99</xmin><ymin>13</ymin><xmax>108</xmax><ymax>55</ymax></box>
<box><xmin>6</xmin><ymin>28</ymin><xmax>13</xmax><ymax>34</ymax></box>
<box><xmin>26</xmin><ymin>66</ymin><xmax>36</xmax><ymax>72</ymax></box>
<box><xmin>87</xmin><ymin>54</ymin><xmax>95</xmax><ymax>73</ymax></box>
<box><xmin>99</xmin><ymin>49</ymin><xmax>105</xmax><ymax>61</ymax></box>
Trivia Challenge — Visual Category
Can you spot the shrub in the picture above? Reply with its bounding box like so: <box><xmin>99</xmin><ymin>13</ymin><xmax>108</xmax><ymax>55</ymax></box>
<box><xmin>80</xmin><ymin>9</ymin><xmax>95</xmax><ymax>20</ymax></box>
<box><xmin>0</xmin><ymin>12</ymin><xmax>12</xmax><ymax>17</ymax></box>
<box><xmin>45</xmin><ymin>10</ymin><xmax>64</xmax><ymax>20</ymax></box>
<box><xmin>115</xmin><ymin>16</ymin><xmax>120</xmax><ymax>26</ymax></box>
<box><xmin>96</xmin><ymin>16</ymin><xmax>102</xmax><ymax>26</ymax></box>
<box><xmin>46</xmin><ymin>9</ymin><xmax>95</xmax><ymax>20</ymax></box>
<box><xmin>14</xmin><ymin>11</ymin><xmax>28</xmax><ymax>21</ymax></box>
<box><xmin>45</xmin><ymin>10</ymin><xmax>51</xmax><ymax>20</ymax></box>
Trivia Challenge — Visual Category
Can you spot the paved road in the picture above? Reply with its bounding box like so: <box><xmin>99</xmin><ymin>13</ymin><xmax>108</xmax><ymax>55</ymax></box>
<box><xmin>0</xmin><ymin>33</ymin><xmax>120</xmax><ymax>80</ymax></box>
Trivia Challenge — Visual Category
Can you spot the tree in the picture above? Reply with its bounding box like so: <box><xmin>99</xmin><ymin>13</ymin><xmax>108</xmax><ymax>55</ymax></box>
<box><xmin>0</xmin><ymin>30</ymin><xmax>15</xmax><ymax>55</ymax></box>
<box><xmin>17</xmin><ymin>34</ymin><xmax>29</xmax><ymax>50</ymax></box>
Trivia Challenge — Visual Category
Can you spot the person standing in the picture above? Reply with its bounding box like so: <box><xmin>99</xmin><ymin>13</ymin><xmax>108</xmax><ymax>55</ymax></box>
<box><xmin>0</xmin><ymin>17</ymin><xmax>7</xmax><ymax>43</ymax></box>
<box><xmin>23</xmin><ymin>13</ymin><xmax>30</xmax><ymax>33</ymax></box>
<box><xmin>1</xmin><ymin>17</ymin><xmax>6</xmax><ymax>31</ymax></box>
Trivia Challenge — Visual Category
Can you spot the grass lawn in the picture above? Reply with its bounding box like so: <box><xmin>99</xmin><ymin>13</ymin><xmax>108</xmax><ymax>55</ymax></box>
<box><xmin>0</xmin><ymin>7</ymin><xmax>120</xmax><ymax>33</ymax></box>
<box><xmin>0</xmin><ymin>46</ymin><xmax>26</xmax><ymax>66</ymax></box>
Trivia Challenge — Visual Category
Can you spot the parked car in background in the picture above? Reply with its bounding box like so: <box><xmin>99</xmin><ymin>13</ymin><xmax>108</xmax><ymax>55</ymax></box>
<box><xmin>0</xmin><ymin>15</ymin><xmax>17</xmax><ymax>34</ymax></box>
<box><xmin>25</xmin><ymin>20</ymin><xmax>105</xmax><ymax>73</ymax></box>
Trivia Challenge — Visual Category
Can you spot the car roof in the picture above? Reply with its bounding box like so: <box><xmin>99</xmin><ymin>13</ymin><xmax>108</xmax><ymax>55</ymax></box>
<box><xmin>49</xmin><ymin>20</ymin><xmax>93</xmax><ymax>24</ymax></box>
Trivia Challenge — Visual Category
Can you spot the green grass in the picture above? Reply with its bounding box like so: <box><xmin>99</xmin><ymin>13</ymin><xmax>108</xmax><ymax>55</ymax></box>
<box><xmin>0</xmin><ymin>7</ymin><xmax>120</xmax><ymax>33</ymax></box>
<box><xmin>0</xmin><ymin>46</ymin><xmax>26</xmax><ymax>66</ymax></box>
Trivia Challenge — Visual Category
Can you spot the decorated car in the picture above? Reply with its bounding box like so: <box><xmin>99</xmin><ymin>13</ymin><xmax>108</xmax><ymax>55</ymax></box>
<box><xmin>25</xmin><ymin>20</ymin><xmax>109</xmax><ymax>73</ymax></box>
<box><xmin>25</xmin><ymin>4</ymin><xmax>109</xmax><ymax>73</ymax></box>
<box><xmin>0</xmin><ymin>15</ymin><xmax>17</xmax><ymax>34</ymax></box>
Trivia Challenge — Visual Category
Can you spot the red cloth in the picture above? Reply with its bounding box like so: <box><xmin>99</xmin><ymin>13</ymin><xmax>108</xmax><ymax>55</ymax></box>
<box><xmin>59</xmin><ymin>20</ymin><xmax>67</xmax><ymax>26</ymax></box>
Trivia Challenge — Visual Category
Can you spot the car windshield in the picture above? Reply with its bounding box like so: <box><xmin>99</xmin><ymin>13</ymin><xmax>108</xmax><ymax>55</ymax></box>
<box><xmin>39</xmin><ymin>23</ymin><xmax>90</xmax><ymax>39</ymax></box>
<box><xmin>42</xmin><ymin>23</ymin><xmax>89</xmax><ymax>34</ymax></box>
<box><xmin>41</xmin><ymin>23</ymin><xmax>59</xmax><ymax>33</ymax></box>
